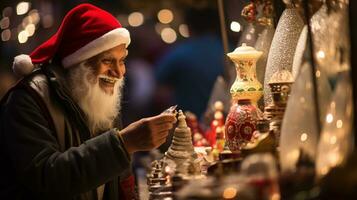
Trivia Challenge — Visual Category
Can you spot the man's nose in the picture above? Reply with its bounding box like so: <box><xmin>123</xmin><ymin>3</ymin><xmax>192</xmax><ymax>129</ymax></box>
<box><xmin>109</xmin><ymin>62</ymin><xmax>125</xmax><ymax>78</ymax></box>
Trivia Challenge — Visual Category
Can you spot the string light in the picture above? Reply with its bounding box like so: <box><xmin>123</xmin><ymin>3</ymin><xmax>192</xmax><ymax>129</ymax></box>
<box><xmin>317</xmin><ymin>50</ymin><xmax>325</xmax><ymax>59</ymax></box>
<box><xmin>0</xmin><ymin>17</ymin><xmax>10</xmax><ymax>29</ymax></box>
<box><xmin>1</xmin><ymin>29</ymin><xmax>11</xmax><ymax>41</ymax></box>
<box><xmin>326</xmin><ymin>113</ymin><xmax>333</xmax><ymax>123</ymax></box>
<box><xmin>16</xmin><ymin>2</ymin><xmax>30</xmax><ymax>15</ymax></box>
<box><xmin>230</xmin><ymin>21</ymin><xmax>241</xmax><ymax>32</ymax></box>
<box><xmin>336</xmin><ymin>120</ymin><xmax>343</xmax><ymax>128</ymax></box>
<box><xmin>25</xmin><ymin>24</ymin><xmax>35</xmax><ymax>36</ymax></box>
<box><xmin>2</xmin><ymin>7</ymin><xmax>13</xmax><ymax>17</ymax></box>
<box><xmin>18</xmin><ymin>30</ymin><xmax>28</xmax><ymax>43</ymax></box>
<box><xmin>29</xmin><ymin>9</ymin><xmax>40</xmax><ymax>24</ymax></box>
<box><xmin>300</xmin><ymin>133</ymin><xmax>308</xmax><ymax>142</ymax></box>
<box><xmin>315</xmin><ymin>70</ymin><xmax>321</xmax><ymax>78</ymax></box>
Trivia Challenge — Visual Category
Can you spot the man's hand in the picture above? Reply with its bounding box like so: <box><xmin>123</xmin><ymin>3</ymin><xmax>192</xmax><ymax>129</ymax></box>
<box><xmin>118</xmin><ymin>114</ymin><xmax>176</xmax><ymax>154</ymax></box>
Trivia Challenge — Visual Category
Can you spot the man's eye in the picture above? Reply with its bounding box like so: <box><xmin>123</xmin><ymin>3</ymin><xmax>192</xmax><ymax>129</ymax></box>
<box><xmin>102</xmin><ymin>59</ymin><xmax>113</xmax><ymax>64</ymax></box>
<box><xmin>120</xmin><ymin>59</ymin><xmax>126</xmax><ymax>65</ymax></box>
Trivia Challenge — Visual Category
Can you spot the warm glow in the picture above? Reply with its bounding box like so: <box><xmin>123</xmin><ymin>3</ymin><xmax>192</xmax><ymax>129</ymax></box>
<box><xmin>42</xmin><ymin>14</ymin><xmax>54</xmax><ymax>28</ymax></box>
<box><xmin>1</xmin><ymin>29</ymin><xmax>11</xmax><ymax>41</ymax></box>
<box><xmin>245</xmin><ymin>34</ymin><xmax>252</xmax><ymax>40</ymax></box>
<box><xmin>25</xmin><ymin>24</ymin><xmax>35</xmax><ymax>36</ymax></box>
<box><xmin>18</xmin><ymin>30</ymin><xmax>28</xmax><ymax>43</ymax></box>
<box><xmin>128</xmin><ymin>12</ymin><xmax>144</xmax><ymax>27</ymax></box>
<box><xmin>155</xmin><ymin>23</ymin><xmax>165</xmax><ymax>34</ymax></box>
<box><xmin>2</xmin><ymin>7</ymin><xmax>13</xmax><ymax>17</ymax></box>
<box><xmin>331</xmin><ymin>101</ymin><xmax>336</xmax><ymax>108</ymax></box>
<box><xmin>317</xmin><ymin>50</ymin><xmax>325</xmax><ymax>59</ymax></box>
<box><xmin>326</xmin><ymin>113</ymin><xmax>334</xmax><ymax>123</ymax></box>
<box><xmin>223</xmin><ymin>187</ymin><xmax>237</xmax><ymax>199</ymax></box>
<box><xmin>161</xmin><ymin>27</ymin><xmax>177</xmax><ymax>43</ymax></box>
<box><xmin>271</xmin><ymin>193</ymin><xmax>281</xmax><ymax>200</ymax></box>
<box><xmin>336</xmin><ymin>120</ymin><xmax>343</xmax><ymax>128</ymax></box>
<box><xmin>329</xmin><ymin>152</ymin><xmax>340</xmax><ymax>165</ymax></box>
<box><xmin>29</xmin><ymin>9</ymin><xmax>40</xmax><ymax>24</ymax></box>
<box><xmin>0</xmin><ymin>17</ymin><xmax>10</xmax><ymax>29</ymax></box>
<box><xmin>299</xmin><ymin>97</ymin><xmax>305</xmax><ymax>103</ymax></box>
<box><xmin>157</xmin><ymin>9</ymin><xmax>173</xmax><ymax>24</ymax></box>
<box><xmin>300</xmin><ymin>133</ymin><xmax>308</xmax><ymax>142</ymax></box>
<box><xmin>320</xmin><ymin>166</ymin><xmax>329</xmax><ymax>176</ymax></box>
<box><xmin>179</xmin><ymin>24</ymin><xmax>189</xmax><ymax>37</ymax></box>
<box><xmin>17</xmin><ymin>2</ymin><xmax>30</xmax><ymax>15</ymax></box>
<box><xmin>230</xmin><ymin>21</ymin><xmax>241</xmax><ymax>32</ymax></box>
<box><xmin>315</xmin><ymin>70</ymin><xmax>321</xmax><ymax>78</ymax></box>
<box><xmin>330</xmin><ymin>135</ymin><xmax>337</xmax><ymax>145</ymax></box>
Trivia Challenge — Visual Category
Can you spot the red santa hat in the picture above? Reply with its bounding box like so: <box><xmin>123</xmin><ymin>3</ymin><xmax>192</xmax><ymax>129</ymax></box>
<box><xmin>13</xmin><ymin>3</ymin><xmax>130</xmax><ymax>76</ymax></box>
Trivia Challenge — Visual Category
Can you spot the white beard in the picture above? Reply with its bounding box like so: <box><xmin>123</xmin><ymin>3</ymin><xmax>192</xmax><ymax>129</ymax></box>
<box><xmin>66</xmin><ymin>63</ymin><xmax>124</xmax><ymax>136</ymax></box>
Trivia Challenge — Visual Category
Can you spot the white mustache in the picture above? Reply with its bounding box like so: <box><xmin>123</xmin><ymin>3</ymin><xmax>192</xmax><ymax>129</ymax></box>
<box><xmin>98</xmin><ymin>75</ymin><xmax>121</xmax><ymax>83</ymax></box>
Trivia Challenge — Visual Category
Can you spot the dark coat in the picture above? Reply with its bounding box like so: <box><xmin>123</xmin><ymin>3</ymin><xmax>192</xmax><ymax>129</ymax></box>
<box><xmin>0</xmin><ymin>68</ymin><xmax>135</xmax><ymax>200</ymax></box>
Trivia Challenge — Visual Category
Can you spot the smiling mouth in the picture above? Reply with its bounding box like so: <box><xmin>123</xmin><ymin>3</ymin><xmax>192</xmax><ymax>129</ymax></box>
<box><xmin>98</xmin><ymin>75</ymin><xmax>120</xmax><ymax>85</ymax></box>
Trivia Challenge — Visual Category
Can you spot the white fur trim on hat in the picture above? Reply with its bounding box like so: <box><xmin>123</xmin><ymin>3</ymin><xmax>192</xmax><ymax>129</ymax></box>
<box><xmin>13</xmin><ymin>54</ymin><xmax>35</xmax><ymax>76</ymax></box>
<box><xmin>62</xmin><ymin>28</ymin><xmax>130</xmax><ymax>68</ymax></box>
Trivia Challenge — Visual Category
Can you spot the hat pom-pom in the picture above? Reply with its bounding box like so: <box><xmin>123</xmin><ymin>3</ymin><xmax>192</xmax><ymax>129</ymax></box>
<box><xmin>13</xmin><ymin>54</ymin><xmax>35</xmax><ymax>76</ymax></box>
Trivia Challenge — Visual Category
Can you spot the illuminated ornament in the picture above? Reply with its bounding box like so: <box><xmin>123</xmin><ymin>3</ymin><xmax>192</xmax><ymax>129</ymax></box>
<box><xmin>292</xmin><ymin>26</ymin><xmax>307</xmax><ymax>80</ymax></box>
<box><xmin>264</xmin><ymin>8</ymin><xmax>304</xmax><ymax>106</ymax></box>
<box><xmin>206</xmin><ymin>101</ymin><xmax>225</xmax><ymax>147</ymax></box>
<box><xmin>279</xmin><ymin>62</ymin><xmax>331</xmax><ymax>172</ymax></box>
<box><xmin>316</xmin><ymin>72</ymin><xmax>353</xmax><ymax>178</ymax></box>
<box><xmin>311</xmin><ymin>4</ymin><xmax>350</xmax><ymax>78</ymax></box>
<box><xmin>255</xmin><ymin>26</ymin><xmax>275</xmax><ymax>93</ymax></box>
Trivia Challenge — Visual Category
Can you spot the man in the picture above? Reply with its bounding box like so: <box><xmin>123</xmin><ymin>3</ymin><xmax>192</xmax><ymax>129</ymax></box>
<box><xmin>0</xmin><ymin>3</ymin><xmax>176</xmax><ymax>200</ymax></box>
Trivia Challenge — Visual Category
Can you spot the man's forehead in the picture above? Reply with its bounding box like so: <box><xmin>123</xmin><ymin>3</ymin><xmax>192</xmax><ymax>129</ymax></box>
<box><xmin>100</xmin><ymin>46</ymin><xmax>128</xmax><ymax>57</ymax></box>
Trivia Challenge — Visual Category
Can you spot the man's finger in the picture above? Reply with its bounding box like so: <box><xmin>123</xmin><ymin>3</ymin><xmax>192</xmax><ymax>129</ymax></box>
<box><xmin>150</xmin><ymin>114</ymin><xmax>176</xmax><ymax>124</ymax></box>
<box><xmin>155</xmin><ymin>123</ymin><xmax>173</xmax><ymax>132</ymax></box>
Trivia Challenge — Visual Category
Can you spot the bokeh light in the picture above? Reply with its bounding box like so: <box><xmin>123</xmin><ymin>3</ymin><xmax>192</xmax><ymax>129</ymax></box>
<box><xmin>230</xmin><ymin>21</ymin><xmax>241</xmax><ymax>32</ymax></box>
<box><xmin>161</xmin><ymin>27</ymin><xmax>177</xmax><ymax>44</ymax></box>
<box><xmin>18</xmin><ymin>30</ymin><xmax>28</xmax><ymax>43</ymax></box>
<box><xmin>17</xmin><ymin>2</ymin><xmax>30</xmax><ymax>15</ymax></box>
<box><xmin>128</xmin><ymin>12</ymin><xmax>144</xmax><ymax>27</ymax></box>
<box><xmin>179</xmin><ymin>24</ymin><xmax>189</xmax><ymax>38</ymax></box>
<box><xmin>1</xmin><ymin>29</ymin><xmax>11</xmax><ymax>41</ymax></box>
<box><xmin>157</xmin><ymin>9</ymin><xmax>173</xmax><ymax>24</ymax></box>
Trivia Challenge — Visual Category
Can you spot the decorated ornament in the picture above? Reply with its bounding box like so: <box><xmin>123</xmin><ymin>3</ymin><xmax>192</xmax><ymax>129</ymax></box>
<box><xmin>265</xmin><ymin>69</ymin><xmax>294</xmax><ymax>144</ymax></box>
<box><xmin>310</xmin><ymin>3</ymin><xmax>350</xmax><ymax>78</ymax></box>
<box><xmin>279</xmin><ymin>62</ymin><xmax>331</xmax><ymax>172</ymax></box>
<box><xmin>225</xmin><ymin>99</ymin><xmax>259</xmax><ymax>152</ymax></box>
<box><xmin>227</xmin><ymin>43</ymin><xmax>263</xmax><ymax>107</ymax></box>
<box><xmin>165</xmin><ymin>110</ymin><xmax>198</xmax><ymax>174</ymax></box>
<box><xmin>264</xmin><ymin>8</ymin><xmax>304</xmax><ymax>106</ymax></box>
<box><xmin>292</xmin><ymin>26</ymin><xmax>308</xmax><ymax>80</ymax></box>
<box><xmin>315</xmin><ymin>73</ymin><xmax>353</xmax><ymax>177</ymax></box>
